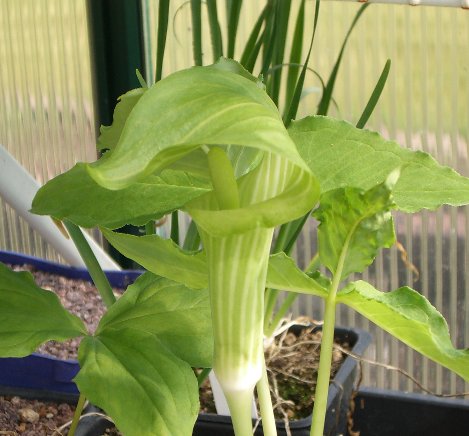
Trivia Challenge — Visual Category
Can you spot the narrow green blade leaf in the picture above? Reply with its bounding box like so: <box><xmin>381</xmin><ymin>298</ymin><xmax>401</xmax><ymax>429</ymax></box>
<box><xmin>284</xmin><ymin>0</ymin><xmax>305</xmax><ymax>111</ymax></box>
<box><xmin>269</xmin><ymin>0</ymin><xmax>292</xmax><ymax>106</ymax></box>
<box><xmin>266</xmin><ymin>253</ymin><xmax>327</xmax><ymax>298</ymax></box>
<box><xmin>102</xmin><ymin>229</ymin><xmax>208</xmax><ymax>289</ymax></box>
<box><xmin>31</xmin><ymin>164</ymin><xmax>210</xmax><ymax>229</ymax></box>
<box><xmin>97</xmin><ymin>88</ymin><xmax>147</xmax><ymax>152</ymax></box>
<box><xmin>313</xmin><ymin>174</ymin><xmax>397</xmax><ymax>280</ymax></box>
<box><xmin>316</xmin><ymin>4</ymin><xmax>368</xmax><ymax>116</ymax></box>
<box><xmin>239</xmin><ymin>5</ymin><xmax>267</xmax><ymax>70</ymax></box>
<box><xmin>290</xmin><ymin>116</ymin><xmax>469</xmax><ymax>211</ymax></box>
<box><xmin>206</xmin><ymin>0</ymin><xmax>223</xmax><ymax>61</ymax></box>
<box><xmin>226</xmin><ymin>0</ymin><xmax>243</xmax><ymax>58</ymax></box>
<box><xmin>356</xmin><ymin>59</ymin><xmax>391</xmax><ymax>129</ymax></box>
<box><xmin>156</xmin><ymin>0</ymin><xmax>170</xmax><ymax>82</ymax></box>
<box><xmin>88</xmin><ymin>63</ymin><xmax>308</xmax><ymax>190</ymax></box>
<box><xmin>0</xmin><ymin>263</ymin><xmax>86</xmax><ymax>357</ymax></box>
<box><xmin>338</xmin><ymin>281</ymin><xmax>469</xmax><ymax>382</ymax></box>
<box><xmin>76</xmin><ymin>329</ymin><xmax>199</xmax><ymax>436</ymax></box>
<box><xmin>97</xmin><ymin>273</ymin><xmax>212</xmax><ymax>368</ymax></box>
<box><xmin>190</xmin><ymin>0</ymin><xmax>203</xmax><ymax>66</ymax></box>
<box><xmin>283</xmin><ymin>0</ymin><xmax>320</xmax><ymax>126</ymax></box>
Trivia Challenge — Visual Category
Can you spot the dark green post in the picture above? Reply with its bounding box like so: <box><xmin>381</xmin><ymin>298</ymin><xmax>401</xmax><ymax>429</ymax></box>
<box><xmin>87</xmin><ymin>0</ymin><xmax>147</xmax><ymax>268</ymax></box>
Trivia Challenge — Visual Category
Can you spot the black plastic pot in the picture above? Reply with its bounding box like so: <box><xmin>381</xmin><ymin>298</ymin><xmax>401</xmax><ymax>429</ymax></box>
<box><xmin>194</xmin><ymin>327</ymin><xmax>371</xmax><ymax>436</ymax></box>
<box><xmin>352</xmin><ymin>387</ymin><xmax>469</xmax><ymax>436</ymax></box>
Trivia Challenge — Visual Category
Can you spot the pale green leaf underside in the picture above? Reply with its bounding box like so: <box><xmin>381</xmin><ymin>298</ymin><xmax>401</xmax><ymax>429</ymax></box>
<box><xmin>102</xmin><ymin>230</ymin><xmax>326</xmax><ymax>296</ymax></box>
<box><xmin>289</xmin><ymin>116</ymin><xmax>469</xmax><ymax>212</ymax></box>
<box><xmin>313</xmin><ymin>179</ymin><xmax>396</xmax><ymax>280</ymax></box>
<box><xmin>0</xmin><ymin>263</ymin><xmax>86</xmax><ymax>357</ymax></box>
<box><xmin>88</xmin><ymin>64</ymin><xmax>308</xmax><ymax>190</ymax></box>
<box><xmin>97</xmin><ymin>87</ymin><xmax>147</xmax><ymax>152</ymax></box>
<box><xmin>97</xmin><ymin>272</ymin><xmax>212</xmax><ymax>368</ymax></box>
<box><xmin>338</xmin><ymin>281</ymin><xmax>469</xmax><ymax>382</ymax></box>
<box><xmin>102</xmin><ymin>229</ymin><xmax>208</xmax><ymax>289</ymax></box>
<box><xmin>31</xmin><ymin>164</ymin><xmax>210</xmax><ymax>229</ymax></box>
<box><xmin>267</xmin><ymin>253</ymin><xmax>327</xmax><ymax>298</ymax></box>
<box><xmin>76</xmin><ymin>329</ymin><xmax>199</xmax><ymax>436</ymax></box>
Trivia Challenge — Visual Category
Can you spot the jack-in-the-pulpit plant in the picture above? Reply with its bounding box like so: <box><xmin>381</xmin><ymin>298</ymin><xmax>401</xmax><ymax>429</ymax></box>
<box><xmin>1</xmin><ymin>59</ymin><xmax>469</xmax><ymax>436</ymax></box>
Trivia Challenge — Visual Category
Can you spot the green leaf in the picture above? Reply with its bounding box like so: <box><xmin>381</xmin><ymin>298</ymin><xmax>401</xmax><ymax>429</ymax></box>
<box><xmin>97</xmin><ymin>88</ymin><xmax>147</xmax><ymax>152</ymax></box>
<box><xmin>102</xmin><ymin>229</ymin><xmax>208</xmax><ymax>289</ymax></box>
<box><xmin>316</xmin><ymin>4</ymin><xmax>368</xmax><ymax>116</ymax></box>
<box><xmin>76</xmin><ymin>329</ymin><xmax>199</xmax><ymax>436</ymax></box>
<box><xmin>284</xmin><ymin>0</ymin><xmax>305</xmax><ymax>112</ymax></box>
<box><xmin>266</xmin><ymin>253</ymin><xmax>327</xmax><ymax>298</ymax></box>
<box><xmin>155</xmin><ymin>0</ymin><xmax>170</xmax><ymax>82</ymax></box>
<box><xmin>337</xmin><ymin>281</ymin><xmax>469</xmax><ymax>382</ymax></box>
<box><xmin>313</xmin><ymin>174</ymin><xmax>397</xmax><ymax>280</ymax></box>
<box><xmin>31</xmin><ymin>164</ymin><xmax>210</xmax><ymax>229</ymax></box>
<box><xmin>226</xmin><ymin>0</ymin><xmax>243</xmax><ymax>58</ymax></box>
<box><xmin>290</xmin><ymin>116</ymin><xmax>469</xmax><ymax>211</ymax></box>
<box><xmin>206</xmin><ymin>0</ymin><xmax>223</xmax><ymax>61</ymax></box>
<box><xmin>190</xmin><ymin>0</ymin><xmax>203</xmax><ymax>66</ymax></box>
<box><xmin>87</xmin><ymin>62</ymin><xmax>309</xmax><ymax>190</ymax></box>
<box><xmin>102</xmin><ymin>230</ymin><xmax>326</xmax><ymax>299</ymax></box>
<box><xmin>97</xmin><ymin>273</ymin><xmax>212</xmax><ymax>368</ymax></box>
<box><xmin>356</xmin><ymin>59</ymin><xmax>391</xmax><ymax>129</ymax></box>
<box><xmin>0</xmin><ymin>263</ymin><xmax>86</xmax><ymax>357</ymax></box>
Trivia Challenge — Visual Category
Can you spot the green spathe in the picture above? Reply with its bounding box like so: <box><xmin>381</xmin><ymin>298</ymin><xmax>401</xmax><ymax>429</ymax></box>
<box><xmin>0</xmin><ymin>263</ymin><xmax>86</xmax><ymax>357</ymax></box>
<box><xmin>87</xmin><ymin>63</ymin><xmax>309</xmax><ymax>190</ymax></box>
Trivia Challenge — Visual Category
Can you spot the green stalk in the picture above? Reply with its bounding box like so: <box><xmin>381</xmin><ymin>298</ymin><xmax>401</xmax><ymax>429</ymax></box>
<box><xmin>256</xmin><ymin>359</ymin><xmax>277</xmax><ymax>436</ymax></box>
<box><xmin>197</xmin><ymin>367</ymin><xmax>212</xmax><ymax>386</ymax></box>
<box><xmin>183</xmin><ymin>219</ymin><xmax>201</xmax><ymax>251</ymax></box>
<box><xmin>68</xmin><ymin>393</ymin><xmax>86</xmax><ymax>436</ymax></box>
<box><xmin>310</xmin><ymin>232</ymin><xmax>352</xmax><ymax>436</ymax></box>
<box><xmin>63</xmin><ymin>221</ymin><xmax>116</xmax><ymax>309</ymax></box>
<box><xmin>145</xmin><ymin>221</ymin><xmax>154</xmax><ymax>235</ymax></box>
<box><xmin>170</xmin><ymin>211</ymin><xmax>179</xmax><ymax>245</ymax></box>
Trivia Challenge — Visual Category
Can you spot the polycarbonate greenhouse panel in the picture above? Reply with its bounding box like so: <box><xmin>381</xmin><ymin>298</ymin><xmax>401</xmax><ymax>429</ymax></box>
<box><xmin>0</xmin><ymin>0</ymin><xmax>98</xmax><ymax>262</ymax></box>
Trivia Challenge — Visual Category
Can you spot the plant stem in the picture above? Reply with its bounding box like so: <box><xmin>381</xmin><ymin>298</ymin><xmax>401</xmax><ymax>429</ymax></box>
<box><xmin>310</xmin><ymin>233</ymin><xmax>352</xmax><ymax>436</ymax></box>
<box><xmin>265</xmin><ymin>292</ymin><xmax>298</xmax><ymax>337</ymax></box>
<box><xmin>225</xmin><ymin>389</ymin><xmax>256</xmax><ymax>436</ymax></box>
<box><xmin>145</xmin><ymin>221</ymin><xmax>154</xmax><ymax>235</ymax></box>
<box><xmin>197</xmin><ymin>367</ymin><xmax>212</xmax><ymax>386</ymax></box>
<box><xmin>68</xmin><ymin>393</ymin><xmax>86</xmax><ymax>436</ymax></box>
<box><xmin>170</xmin><ymin>211</ymin><xmax>179</xmax><ymax>244</ymax></box>
<box><xmin>309</xmin><ymin>290</ymin><xmax>337</xmax><ymax>436</ymax></box>
<box><xmin>63</xmin><ymin>221</ymin><xmax>116</xmax><ymax>309</ymax></box>
<box><xmin>305</xmin><ymin>253</ymin><xmax>320</xmax><ymax>274</ymax></box>
<box><xmin>256</xmin><ymin>359</ymin><xmax>277</xmax><ymax>436</ymax></box>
